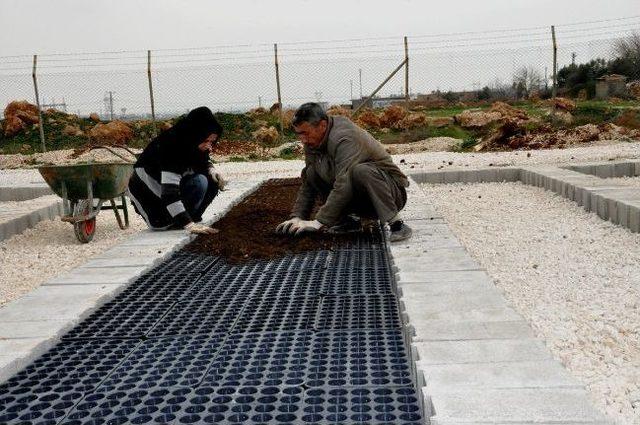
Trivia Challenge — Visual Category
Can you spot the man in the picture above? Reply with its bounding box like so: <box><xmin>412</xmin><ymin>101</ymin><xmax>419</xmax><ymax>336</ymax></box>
<box><xmin>276</xmin><ymin>102</ymin><xmax>412</xmax><ymax>241</ymax></box>
<box><xmin>128</xmin><ymin>106</ymin><xmax>226</xmax><ymax>235</ymax></box>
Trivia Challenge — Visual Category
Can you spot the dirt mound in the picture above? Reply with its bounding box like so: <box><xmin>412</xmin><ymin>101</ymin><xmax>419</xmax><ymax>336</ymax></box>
<box><xmin>425</xmin><ymin>116</ymin><xmax>454</xmax><ymax>128</ymax></box>
<box><xmin>395</xmin><ymin>113</ymin><xmax>427</xmax><ymax>130</ymax></box>
<box><xmin>476</xmin><ymin>121</ymin><xmax>640</xmax><ymax>151</ymax></box>
<box><xmin>547</xmin><ymin>97</ymin><xmax>576</xmax><ymax>112</ymax></box>
<box><xmin>252</xmin><ymin>126</ymin><xmax>279</xmax><ymax>145</ymax></box>
<box><xmin>455</xmin><ymin>109</ymin><xmax>502</xmax><ymax>128</ymax></box>
<box><xmin>3</xmin><ymin>101</ymin><xmax>40</xmax><ymax>137</ymax></box>
<box><xmin>379</xmin><ymin>105</ymin><xmax>407</xmax><ymax>128</ymax></box>
<box><xmin>356</xmin><ymin>110</ymin><xmax>381</xmax><ymax>129</ymax></box>
<box><xmin>88</xmin><ymin>121</ymin><xmax>134</xmax><ymax>144</ymax></box>
<box><xmin>327</xmin><ymin>106</ymin><xmax>352</xmax><ymax>117</ymax></box>
<box><xmin>489</xmin><ymin>102</ymin><xmax>528</xmax><ymax>120</ymax></box>
<box><xmin>185</xmin><ymin>178</ymin><xmax>366</xmax><ymax>263</ymax></box>
<box><xmin>456</xmin><ymin>102</ymin><xmax>529</xmax><ymax>129</ymax></box>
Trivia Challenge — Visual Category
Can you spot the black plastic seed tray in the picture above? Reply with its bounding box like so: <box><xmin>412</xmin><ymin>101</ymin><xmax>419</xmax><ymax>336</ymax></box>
<box><xmin>151</xmin><ymin>251</ymin><xmax>219</xmax><ymax>276</ymax></box>
<box><xmin>114</xmin><ymin>272</ymin><xmax>202</xmax><ymax>303</ymax></box>
<box><xmin>299</xmin><ymin>386</ymin><xmax>423</xmax><ymax>424</ymax></box>
<box><xmin>306</xmin><ymin>330</ymin><xmax>412</xmax><ymax>388</ymax></box>
<box><xmin>62</xmin><ymin>301</ymin><xmax>174</xmax><ymax>340</ymax></box>
<box><xmin>61</xmin><ymin>385</ymin><xmax>306</xmax><ymax>424</ymax></box>
<box><xmin>251</xmin><ymin>269</ymin><xmax>323</xmax><ymax>299</ymax></box>
<box><xmin>202</xmin><ymin>331</ymin><xmax>313</xmax><ymax>387</ymax></box>
<box><xmin>327</xmin><ymin>248</ymin><xmax>389</xmax><ymax>269</ymax></box>
<box><xmin>183</xmin><ymin>261</ymin><xmax>269</xmax><ymax>301</ymax></box>
<box><xmin>316</xmin><ymin>295</ymin><xmax>402</xmax><ymax>330</ymax></box>
<box><xmin>0</xmin><ymin>339</ymin><xmax>139</xmax><ymax>425</ymax></box>
<box><xmin>148</xmin><ymin>296</ymin><xmax>245</xmax><ymax>337</ymax></box>
<box><xmin>320</xmin><ymin>269</ymin><xmax>393</xmax><ymax>295</ymax></box>
<box><xmin>263</xmin><ymin>250</ymin><xmax>330</xmax><ymax>273</ymax></box>
<box><xmin>233</xmin><ymin>296</ymin><xmax>320</xmax><ymax>333</ymax></box>
<box><xmin>96</xmin><ymin>335</ymin><xmax>225</xmax><ymax>392</ymax></box>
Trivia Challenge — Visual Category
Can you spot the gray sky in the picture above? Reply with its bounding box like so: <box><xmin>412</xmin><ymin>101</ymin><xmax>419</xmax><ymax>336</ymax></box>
<box><xmin>1</xmin><ymin>0</ymin><xmax>638</xmax><ymax>56</ymax></box>
<box><xmin>0</xmin><ymin>1</ymin><xmax>638</xmax><ymax>116</ymax></box>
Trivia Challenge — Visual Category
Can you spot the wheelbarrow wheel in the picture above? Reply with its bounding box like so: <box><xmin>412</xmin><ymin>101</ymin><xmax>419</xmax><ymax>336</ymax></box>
<box><xmin>73</xmin><ymin>200</ymin><xmax>96</xmax><ymax>243</ymax></box>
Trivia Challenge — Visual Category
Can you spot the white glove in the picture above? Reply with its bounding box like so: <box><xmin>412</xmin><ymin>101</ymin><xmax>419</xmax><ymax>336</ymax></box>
<box><xmin>276</xmin><ymin>217</ymin><xmax>301</xmax><ymax>234</ymax></box>
<box><xmin>185</xmin><ymin>222</ymin><xmax>219</xmax><ymax>235</ymax></box>
<box><xmin>290</xmin><ymin>219</ymin><xmax>323</xmax><ymax>236</ymax></box>
<box><xmin>208</xmin><ymin>167</ymin><xmax>227</xmax><ymax>191</ymax></box>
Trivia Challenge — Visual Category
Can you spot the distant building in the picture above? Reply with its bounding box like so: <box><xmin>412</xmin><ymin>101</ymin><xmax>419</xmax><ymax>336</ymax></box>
<box><xmin>351</xmin><ymin>96</ymin><xmax>406</xmax><ymax>110</ymax></box>
<box><xmin>596</xmin><ymin>74</ymin><xmax>628</xmax><ymax>99</ymax></box>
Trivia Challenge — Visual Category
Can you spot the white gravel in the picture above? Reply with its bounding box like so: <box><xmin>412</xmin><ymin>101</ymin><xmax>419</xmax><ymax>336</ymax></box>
<box><xmin>604</xmin><ymin>177</ymin><xmax>640</xmax><ymax>187</ymax></box>
<box><xmin>0</xmin><ymin>205</ymin><xmax>146</xmax><ymax>307</ymax></box>
<box><xmin>420</xmin><ymin>181</ymin><xmax>640</xmax><ymax>424</ymax></box>
<box><xmin>396</xmin><ymin>140</ymin><xmax>640</xmax><ymax>172</ymax></box>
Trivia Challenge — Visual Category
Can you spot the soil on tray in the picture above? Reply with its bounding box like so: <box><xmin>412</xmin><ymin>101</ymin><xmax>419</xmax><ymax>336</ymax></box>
<box><xmin>184</xmin><ymin>178</ymin><xmax>369</xmax><ymax>262</ymax></box>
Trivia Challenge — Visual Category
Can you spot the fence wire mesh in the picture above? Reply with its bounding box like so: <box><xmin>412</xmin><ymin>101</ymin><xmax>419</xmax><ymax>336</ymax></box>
<box><xmin>0</xmin><ymin>16</ymin><xmax>638</xmax><ymax>121</ymax></box>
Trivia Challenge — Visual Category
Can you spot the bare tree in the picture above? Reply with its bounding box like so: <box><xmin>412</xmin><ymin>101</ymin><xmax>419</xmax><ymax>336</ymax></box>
<box><xmin>512</xmin><ymin>66</ymin><xmax>544</xmax><ymax>99</ymax></box>
<box><xmin>612</xmin><ymin>32</ymin><xmax>640</xmax><ymax>80</ymax></box>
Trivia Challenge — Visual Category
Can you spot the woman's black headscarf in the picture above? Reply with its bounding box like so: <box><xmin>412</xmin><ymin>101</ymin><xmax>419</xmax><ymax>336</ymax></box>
<box><xmin>148</xmin><ymin>106</ymin><xmax>223</xmax><ymax>171</ymax></box>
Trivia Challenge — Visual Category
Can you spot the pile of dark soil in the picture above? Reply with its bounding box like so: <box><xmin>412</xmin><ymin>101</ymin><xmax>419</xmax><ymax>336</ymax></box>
<box><xmin>185</xmin><ymin>178</ymin><xmax>368</xmax><ymax>263</ymax></box>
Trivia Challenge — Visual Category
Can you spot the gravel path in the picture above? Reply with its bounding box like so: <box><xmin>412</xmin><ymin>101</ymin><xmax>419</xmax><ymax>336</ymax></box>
<box><xmin>421</xmin><ymin>182</ymin><xmax>640</xmax><ymax>424</ymax></box>
<box><xmin>605</xmin><ymin>177</ymin><xmax>640</xmax><ymax>187</ymax></box>
<box><xmin>0</xmin><ymin>206</ymin><xmax>146</xmax><ymax>307</ymax></box>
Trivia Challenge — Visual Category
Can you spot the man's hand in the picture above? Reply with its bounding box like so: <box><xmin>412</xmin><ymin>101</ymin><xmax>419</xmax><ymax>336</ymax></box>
<box><xmin>276</xmin><ymin>217</ymin><xmax>301</xmax><ymax>234</ymax></box>
<box><xmin>290</xmin><ymin>219</ymin><xmax>323</xmax><ymax>236</ymax></box>
<box><xmin>208</xmin><ymin>167</ymin><xmax>227</xmax><ymax>191</ymax></box>
<box><xmin>185</xmin><ymin>222</ymin><xmax>219</xmax><ymax>235</ymax></box>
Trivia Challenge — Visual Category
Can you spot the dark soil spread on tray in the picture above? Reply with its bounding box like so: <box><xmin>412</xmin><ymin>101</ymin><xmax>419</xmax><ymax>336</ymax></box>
<box><xmin>184</xmin><ymin>178</ymin><xmax>371</xmax><ymax>262</ymax></box>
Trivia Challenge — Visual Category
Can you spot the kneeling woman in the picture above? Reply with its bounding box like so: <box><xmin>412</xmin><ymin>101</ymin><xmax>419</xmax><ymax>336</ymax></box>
<box><xmin>128</xmin><ymin>106</ymin><xmax>225</xmax><ymax>234</ymax></box>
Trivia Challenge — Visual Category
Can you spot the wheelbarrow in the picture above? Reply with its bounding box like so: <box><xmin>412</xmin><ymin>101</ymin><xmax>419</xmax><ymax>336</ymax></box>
<box><xmin>38</xmin><ymin>162</ymin><xmax>134</xmax><ymax>243</ymax></box>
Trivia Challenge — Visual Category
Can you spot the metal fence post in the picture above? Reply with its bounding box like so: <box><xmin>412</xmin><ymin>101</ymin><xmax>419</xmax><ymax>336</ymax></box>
<box><xmin>147</xmin><ymin>50</ymin><xmax>157</xmax><ymax>137</ymax></box>
<box><xmin>31</xmin><ymin>55</ymin><xmax>46</xmax><ymax>152</ymax></box>
<box><xmin>551</xmin><ymin>25</ymin><xmax>557</xmax><ymax>99</ymax></box>
<box><xmin>274</xmin><ymin>43</ymin><xmax>284</xmax><ymax>135</ymax></box>
<box><xmin>404</xmin><ymin>36</ymin><xmax>409</xmax><ymax>105</ymax></box>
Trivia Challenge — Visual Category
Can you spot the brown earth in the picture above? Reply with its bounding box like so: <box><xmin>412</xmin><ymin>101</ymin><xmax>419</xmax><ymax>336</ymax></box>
<box><xmin>185</xmin><ymin>178</ymin><xmax>365</xmax><ymax>263</ymax></box>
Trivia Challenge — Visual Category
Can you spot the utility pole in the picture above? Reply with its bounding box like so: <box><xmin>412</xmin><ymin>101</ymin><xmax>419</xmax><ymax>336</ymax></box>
<box><xmin>571</xmin><ymin>52</ymin><xmax>577</xmax><ymax>66</ymax></box>
<box><xmin>258</xmin><ymin>96</ymin><xmax>262</xmax><ymax>108</ymax></box>
<box><xmin>350</xmin><ymin>80</ymin><xmax>353</xmax><ymax>100</ymax></box>
<box><xmin>104</xmin><ymin>91</ymin><xmax>115</xmax><ymax>120</ymax></box>
<box><xmin>359</xmin><ymin>68</ymin><xmax>363</xmax><ymax>99</ymax></box>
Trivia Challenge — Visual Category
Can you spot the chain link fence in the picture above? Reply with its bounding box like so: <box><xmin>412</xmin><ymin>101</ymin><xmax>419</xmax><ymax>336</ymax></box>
<box><xmin>1</xmin><ymin>16</ymin><xmax>638</xmax><ymax>139</ymax></box>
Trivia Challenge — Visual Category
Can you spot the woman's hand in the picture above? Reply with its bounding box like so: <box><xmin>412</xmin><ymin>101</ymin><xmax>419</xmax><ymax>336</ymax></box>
<box><xmin>185</xmin><ymin>222</ymin><xmax>219</xmax><ymax>235</ymax></box>
<box><xmin>208</xmin><ymin>167</ymin><xmax>228</xmax><ymax>191</ymax></box>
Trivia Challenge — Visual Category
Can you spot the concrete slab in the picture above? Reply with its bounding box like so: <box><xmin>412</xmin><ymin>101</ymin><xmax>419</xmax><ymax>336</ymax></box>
<box><xmin>396</xmin><ymin>270</ymin><xmax>490</xmax><ymax>285</ymax></box>
<box><xmin>44</xmin><ymin>266</ymin><xmax>148</xmax><ymax>286</ymax></box>
<box><xmin>423</xmin><ymin>360</ymin><xmax>581</xmax><ymax>392</ymax></box>
<box><xmin>411</xmin><ymin>319</ymin><xmax>533</xmax><ymax>342</ymax></box>
<box><xmin>405</xmin><ymin>305</ymin><xmax>522</xmax><ymax>325</ymax></box>
<box><xmin>0</xmin><ymin>284</ymin><xmax>123</xmax><ymax>323</ymax></box>
<box><xmin>398</xmin><ymin>278</ymin><xmax>502</xmax><ymax>298</ymax></box>
<box><xmin>403</xmin><ymin>291</ymin><xmax>507</xmax><ymax>317</ymax></box>
<box><xmin>428</xmin><ymin>388</ymin><xmax>608</xmax><ymax>423</ymax></box>
<box><xmin>414</xmin><ymin>338</ymin><xmax>551</xmax><ymax>365</ymax></box>
<box><xmin>393</xmin><ymin>247</ymin><xmax>481</xmax><ymax>272</ymax></box>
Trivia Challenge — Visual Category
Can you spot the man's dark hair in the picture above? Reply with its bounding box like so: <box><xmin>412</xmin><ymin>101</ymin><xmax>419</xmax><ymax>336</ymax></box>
<box><xmin>292</xmin><ymin>102</ymin><xmax>328</xmax><ymax>127</ymax></box>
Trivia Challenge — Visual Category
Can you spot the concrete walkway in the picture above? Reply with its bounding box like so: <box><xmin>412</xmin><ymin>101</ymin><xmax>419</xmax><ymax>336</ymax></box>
<box><xmin>391</xmin><ymin>179</ymin><xmax>611</xmax><ymax>424</ymax></box>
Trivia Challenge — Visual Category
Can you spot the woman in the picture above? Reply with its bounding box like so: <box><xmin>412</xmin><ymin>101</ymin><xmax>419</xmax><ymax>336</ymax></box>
<box><xmin>128</xmin><ymin>106</ymin><xmax>225</xmax><ymax>234</ymax></box>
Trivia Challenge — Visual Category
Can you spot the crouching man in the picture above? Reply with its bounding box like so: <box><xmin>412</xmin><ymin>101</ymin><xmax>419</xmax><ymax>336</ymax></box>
<box><xmin>276</xmin><ymin>102</ymin><xmax>412</xmax><ymax>241</ymax></box>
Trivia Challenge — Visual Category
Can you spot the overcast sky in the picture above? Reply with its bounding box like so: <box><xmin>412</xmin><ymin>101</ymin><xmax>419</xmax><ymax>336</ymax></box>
<box><xmin>1</xmin><ymin>0</ymin><xmax>639</xmax><ymax>56</ymax></box>
<box><xmin>0</xmin><ymin>1</ymin><xmax>638</xmax><ymax>116</ymax></box>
